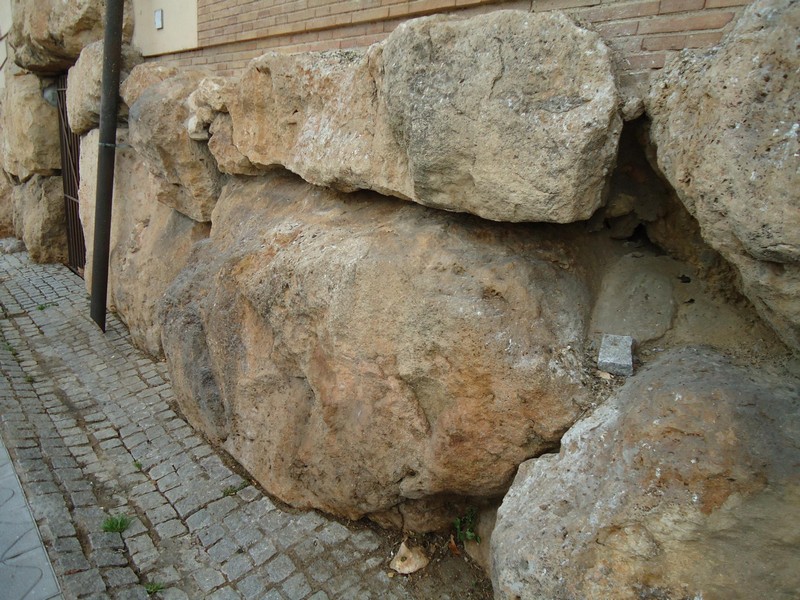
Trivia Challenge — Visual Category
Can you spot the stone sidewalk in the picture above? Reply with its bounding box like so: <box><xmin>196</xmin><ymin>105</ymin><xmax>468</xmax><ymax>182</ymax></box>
<box><xmin>0</xmin><ymin>249</ymin><xmax>491</xmax><ymax>600</ymax></box>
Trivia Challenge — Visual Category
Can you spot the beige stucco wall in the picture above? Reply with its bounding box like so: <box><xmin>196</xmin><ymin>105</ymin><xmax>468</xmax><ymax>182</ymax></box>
<box><xmin>133</xmin><ymin>0</ymin><xmax>198</xmax><ymax>57</ymax></box>
<box><xmin>0</xmin><ymin>0</ymin><xmax>12</xmax><ymax>89</ymax></box>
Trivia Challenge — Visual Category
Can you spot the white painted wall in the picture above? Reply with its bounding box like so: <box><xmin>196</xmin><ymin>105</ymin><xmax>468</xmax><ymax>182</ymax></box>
<box><xmin>132</xmin><ymin>0</ymin><xmax>198</xmax><ymax>57</ymax></box>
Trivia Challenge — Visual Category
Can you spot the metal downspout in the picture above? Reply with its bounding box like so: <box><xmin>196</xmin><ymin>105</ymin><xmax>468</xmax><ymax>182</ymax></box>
<box><xmin>90</xmin><ymin>0</ymin><xmax>125</xmax><ymax>331</ymax></box>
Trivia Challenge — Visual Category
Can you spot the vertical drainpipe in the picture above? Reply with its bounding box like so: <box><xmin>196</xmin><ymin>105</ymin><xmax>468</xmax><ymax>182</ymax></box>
<box><xmin>90</xmin><ymin>0</ymin><xmax>125</xmax><ymax>331</ymax></box>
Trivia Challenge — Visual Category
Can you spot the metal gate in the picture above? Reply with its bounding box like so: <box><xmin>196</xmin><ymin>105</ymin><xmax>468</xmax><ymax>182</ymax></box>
<box><xmin>56</xmin><ymin>73</ymin><xmax>86</xmax><ymax>277</ymax></box>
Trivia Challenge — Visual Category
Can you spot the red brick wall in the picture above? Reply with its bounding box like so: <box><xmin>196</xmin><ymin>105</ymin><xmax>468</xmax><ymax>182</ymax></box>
<box><xmin>152</xmin><ymin>0</ymin><xmax>750</xmax><ymax>81</ymax></box>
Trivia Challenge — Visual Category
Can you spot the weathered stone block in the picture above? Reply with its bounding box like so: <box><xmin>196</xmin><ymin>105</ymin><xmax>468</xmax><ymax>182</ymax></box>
<box><xmin>9</xmin><ymin>0</ymin><xmax>133</xmax><ymax>74</ymax></box>
<box><xmin>1</xmin><ymin>68</ymin><xmax>60</xmax><ymax>182</ymax></box>
<box><xmin>11</xmin><ymin>174</ymin><xmax>67</xmax><ymax>263</ymax></box>
<box><xmin>160</xmin><ymin>173</ymin><xmax>597</xmax><ymax>530</ymax></box>
<box><xmin>79</xmin><ymin>129</ymin><xmax>210</xmax><ymax>357</ymax></box>
<box><xmin>128</xmin><ymin>71</ymin><xmax>221</xmax><ymax>223</ymax></box>
<box><xmin>66</xmin><ymin>41</ymin><xmax>143</xmax><ymax>135</ymax></box>
<box><xmin>227</xmin><ymin>10</ymin><xmax>621</xmax><ymax>224</ymax></box>
<box><xmin>648</xmin><ymin>0</ymin><xmax>800</xmax><ymax>350</ymax></box>
<box><xmin>492</xmin><ymin>347</ymin><xmax>800</xmax><ymax>599</ymax></box>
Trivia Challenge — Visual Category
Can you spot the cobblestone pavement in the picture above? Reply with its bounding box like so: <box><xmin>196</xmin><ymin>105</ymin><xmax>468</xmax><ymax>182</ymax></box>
<box><xmin>0</xmin><ymin>250</ymin><xmax>491</xmax><ymax>600</ymax></box>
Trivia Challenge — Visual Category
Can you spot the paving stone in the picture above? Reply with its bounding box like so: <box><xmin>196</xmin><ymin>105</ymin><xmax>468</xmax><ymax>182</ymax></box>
<box><xmin>148</xmin><ymin>503</ymin><xmax>179</xmax><ymax>525</ymax></box>
<box><xmin>99</xmin><ymin>437</ymin><xmax>123</xmax><ymax>450</ymax></box>
<box><xmin>125</xmin><ymin>533</ymin><xmax>156</xmax><ymax>557</ymax></box>
<box><xmin>317</xmin><ymin>523</ymin><xmax>350</xmax><ymax>546</ymax></box>
<box><xmin>113</xmin><ymin>586</ymin><xmax>150</xmax><ymax>600</ymax></box>
<box><xmin>161</xmin><ymin>588</ymin><xmax>190</xmax><ymax>600</ymax></box>
<box><xmin>207</xmin><ymin>496</ymin><xmax>239</xmax><ymax>519</ymax></box>
<box><xmin>208</xmin><ymin>586</ymin><xmax>244</xmax><ymax>600</ymax></box>
<box><xmin>249</xmin><ymin>538</ymin><xmax>278</xmax><ymax>566</ymax></box>
<box><xmin>153</xmin><ymin>565</ymin><xmax>182</xmax><ymax>584</ymax></box>
<box><xmin>93</xmin><ymin>427</ymin><xmax>118</xmax><ymax>441</ymax></box>
<box><xmin>155</xmin><ymin>518</ymin><xmax>188</xmax><ymax>539</ymax></box>
<box><xmin>292</xmin><ymin>538</ymin><xmax>325</xmax><ymax>563</ymax></box>
<box><xmin>61</xmin><ymin>567</ymin><xmax>107</xmax><ymax>597</ymax></box>
<box><xmin>236</xmin><ymin>573</ymin><xmax>267</xmax><ymax>600</ymax></box>
<box><xmin>53</xmin><ymin>535</ymin><xmax>83</xmax><ymax>553</ymax></box>
<box><xmin>92</xmin><ymin>548</ymin><xmax>130</xmax><ymax>567</ymax></box>
<box><xmin>598</xmin><ymin>333</ymin><xmax>635</xmax><ymax>377</ymax></box>
<box><xmin>208</xmin><ymin>537</ymin><xmax>240</xmax><ymax>564</ymax></box>
<box><xmin>198</xmin><ymin>523</ymin><xmax>226</xmax><ymax>548</ymax></box>
<box><xmin>237</xmin><ymin>486</ymin><xmax>260</xmax><ymax>503</ymax></box>
<box><xmin>70</xmin><ymin>489</ymin><xmax>99</xmax><ymax>507</ymax></box>
<box><xmin>349</xmin><ymin>531</ymin><xmax>381</xmax><ymax>553</ymax></box>
<box><xmin>103</xmin><ymin>566</ymin><xmax>140</xmax><ymax>587</ymax></box>
<box><xmin>222</xmin><ymin>551</ymin><xmax>254</xmax><ymax>581</ymax></box>
<box><xmin>233</xmin><ymin>523</ymin><xmax>262</xmax><ymax>549</ymax></box>
<box><xmin>265</xmin><ymin>555</ymin><xmax>296</xmax><ymax>584</ymax></box>
<box><xmin>331</xmin><ymin>544</ymin><xmax>359</xmax><ymax>567</ymax></box>
<box><xmin>308</xmin><ymin>557</ymin><xmax>336</xmax><ymax>584</ymax></box>
<box><xmin>186</xmin><ymin>508</ymin><xmax>211</xmax><ymax>532</ymax></box>
<box><xmin>88</xmin><ymin>531</ymin><xmax>124</xmax><ymax>551</ymax></box>
<box><xmin>192</xmin><ymin>567</ymin><xmax>226</xmax><ymax>593</ymax></box>
<box><xmin>282</xmin><ymin>572</ymin><xmax>312</xmax><ymax>600</ymax></box>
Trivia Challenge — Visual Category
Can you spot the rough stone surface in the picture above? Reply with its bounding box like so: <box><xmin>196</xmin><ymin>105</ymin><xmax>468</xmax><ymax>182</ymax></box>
<box><xmin>228</xmin><ymin>10</ymin><xmax>621</xmax><ymax>223</ymax></box>
<box><xmin>208</xmin><ymin>114</ymin><xmax>262</xmax><ymax>176</ymax></box>
<box><xmin>380</xmin><ymin>11</ymin><xmax>621</xmax><ymax>222</ymax></box>
<box><xmin>160</xmin><ymin>173</ymin><xmax>597</xmax><ymax>530</ymax></box>
<box><xmin>186</xmin><ymin>76</ymin><xmax>238</xmax><ymax>141</ymax></box>
<box><xmin>8</xmin><ymin>0</ymin><xmax>133</xmax><ymax>74</ymax></box>
<box><xmin>66</xmin><ymin>41</ymin><xmax>143</xmax><ymax>135</ymax></box>
<box><xmin>11</xmin><ymin>175</ymin><xmax>67</xmax><ymax>264</ymax></box>
<box><xmin>492</xmin><ymin>347</ymin><xmax>800</xmax><ymax>600</ymax></box>
<box><xmin>120</xmin><ymin>63</ymin><xmax>180</xmax><ymax>108</ymax></box>
<box><xmin>128</xmin><ymin>72</ymin><xmax>221</xmax><ymax>223</ymax></box>
<box><xmin>79</xmin><ymin>129</ymin><xmax>210</xmax><ymax>357</ymax></box>
<box><xmin>590</xmin><ymin>254</ymin><xmax>677</xmax><ymax>344</ymax></box>
<box><xmin>1</xmin><ymin>69</ymin><xmax>61</xmax><ymax>182</ymax></box>
<box><xmin>228</xmin><ymin>48</ymin><xmax>407</xmax><ymax>194</ymax></box>
<box><xmin>0</xmin><ymin>170</ymin><xmax>13</xmax><ymax>238</ymax></box>
<box><xmin>647</xmin><ymin>0</ymin><xmax>800</xmax><ymax>351</ymax></box>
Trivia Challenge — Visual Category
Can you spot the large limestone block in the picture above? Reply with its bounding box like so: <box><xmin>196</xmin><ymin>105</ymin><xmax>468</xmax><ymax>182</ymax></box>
<box><xmin>381</xmin><ymin>11</ymin><xmax>621</xmax><ymax>222</ymax></box>
<box><xmin>228</xmin><ymin>10</ymin><xmax>621</xmax><ymax>223</ymax></box>
<box><xmin>492</xmin><ymin>347</ymin><xmax>800</xmax><ymax>599</ymax></box>
<box><xmin>160</xmin><ymin>174</ymin><xmax>596</xmax><ymax>530</ymax></box>
<box><xmin>79</xmin><ymin>129</ymin><xmax>210</xmax><ymax>357</ymax></box>
<box><xmin>1</xmin><ymin>69</ymin><xmax>61</xmax><ymax>182</ymax></box>
<box><xmin>229</xmin><ymin>49</ymin><xmax>408</xmax><ymax>195</ymax></box>
<box><xmin>66</xmin><ymin>41</ymin><xmax>143</xmax><ymax>135</ymax></box>
<box><xmin>9</xmin><ymin>0</ymin><xmax>133</xmax><ymax>74</ymax></box>
<box><xmin>12</xmin><ymin>175</ymin><xmax>67</xmax><ymax>263</ymax></box>
<box><xmin>128</xmin><ymin>72</ymin><xmax>221</xmax><ymax>223</ymax></box>
<box><xmin>647</xmin><ymin>0</ymin><xmax>800</xmax><ymax>350</ymax></box>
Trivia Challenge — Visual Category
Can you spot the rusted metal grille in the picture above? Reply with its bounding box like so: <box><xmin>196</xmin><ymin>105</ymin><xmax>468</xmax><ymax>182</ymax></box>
<box><xmin>56</xmin><ymin>73</ymin><xmax>86</xmax><ymax>277</ymax></box>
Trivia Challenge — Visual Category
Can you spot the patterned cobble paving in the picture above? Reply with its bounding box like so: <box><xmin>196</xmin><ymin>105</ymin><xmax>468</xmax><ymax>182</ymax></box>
<box><xmin>0</xmin><ymin>251</ymin><xmax>488</xmax><ymax>599</ymax></box>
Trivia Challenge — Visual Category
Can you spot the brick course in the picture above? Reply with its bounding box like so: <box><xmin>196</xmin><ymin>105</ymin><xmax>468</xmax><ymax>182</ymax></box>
<box><xmin>151</xmin><ymin>0</ymin><xmax>752</xmax><ymax>80</ymax></box>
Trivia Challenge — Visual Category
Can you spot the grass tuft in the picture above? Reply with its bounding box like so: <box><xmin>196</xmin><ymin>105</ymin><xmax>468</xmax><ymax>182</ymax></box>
<box><xmin>102</xmin><ymin>514</ymin><xmax>132</xmax><ymax>533</ymax></box>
